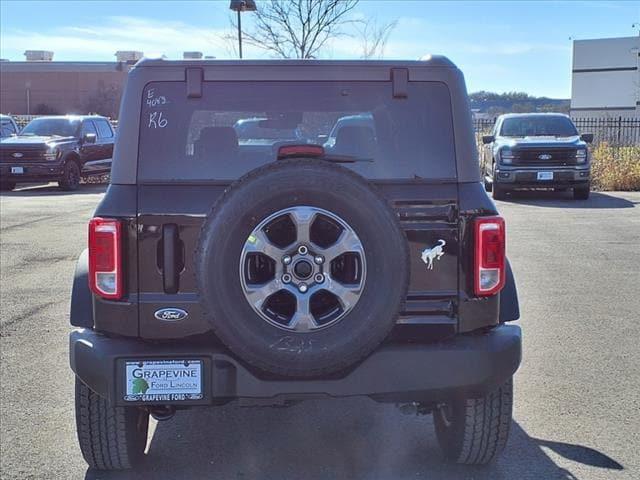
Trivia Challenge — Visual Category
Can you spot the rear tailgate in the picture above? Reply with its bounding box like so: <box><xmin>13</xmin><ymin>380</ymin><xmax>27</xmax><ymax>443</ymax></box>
<box><xmin>136</xmin><ymin>182</ymin><xmax>461</xmax><ymax>339</ymax></box>
<box><xmin>122</xmin><ymin>63</ymin><xmax>484</xmax><ymax>340</ymax></box>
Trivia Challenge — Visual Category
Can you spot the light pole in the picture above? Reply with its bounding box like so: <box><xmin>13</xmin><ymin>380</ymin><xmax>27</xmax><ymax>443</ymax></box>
<box><xmin>229</xmin><ymin>0</ymin><xmax>257</xmax><ymax>59</ymax></box>
<box><xmin>632</xmin><ymin>24</ymin><xmax>639</xmax><ymax>110</ymax></box>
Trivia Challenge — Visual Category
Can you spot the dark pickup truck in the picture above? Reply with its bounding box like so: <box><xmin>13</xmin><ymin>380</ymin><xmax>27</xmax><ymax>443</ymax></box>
<box><xmin>0</xmin><ymin>115</ymin><xmax>114</xmax><ymax>191</ymax></box>
<box><xmin>0</xmin><ymin>114</ymin><xmax>19</xmax><ymax>138</ymax></box>
<box><xmin>481</xmin><ymin>113</ymin><xmax>593</xmax><ymax>200</ymax></box>
<box><xmin>69</xmin><ymin>58</ymin><xmax>521</xmax><ymax>470</ymax></box>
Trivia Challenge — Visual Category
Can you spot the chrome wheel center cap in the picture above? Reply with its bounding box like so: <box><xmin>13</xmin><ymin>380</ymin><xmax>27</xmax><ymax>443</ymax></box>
<box><xmin>293</xmin><ymin>259</ymin><xmax>313</xmax><ymax>279</ymax></box>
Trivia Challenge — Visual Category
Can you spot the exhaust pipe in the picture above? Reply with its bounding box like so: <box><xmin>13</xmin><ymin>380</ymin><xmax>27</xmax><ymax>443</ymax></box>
<box><xmin>150</xmin><ymin>405</ymin><xmax>176</xmax><ymax>421</ymax></box>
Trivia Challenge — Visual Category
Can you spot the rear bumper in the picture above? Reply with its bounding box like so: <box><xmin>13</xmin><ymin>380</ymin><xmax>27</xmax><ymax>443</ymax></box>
<box><xmin>70</xmin><ymin>325</ymin><xmax>522</xmax><ymax>406</ymax></box>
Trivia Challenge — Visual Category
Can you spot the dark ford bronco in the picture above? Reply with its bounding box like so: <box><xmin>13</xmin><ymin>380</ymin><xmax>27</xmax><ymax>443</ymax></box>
<box><xmin>69</xmin><ymin>58</ymin><xmax>521</xmax><ymax>470</ymax></box>
<box><xmin>481</xmin><ymin>113</ymin><xmax>593</xmax><ymax>200</ymax></box>
<box><xmin>0</xmin><ymin>115</ymin><xmax>114</xmax><ymax>191</ymax></box>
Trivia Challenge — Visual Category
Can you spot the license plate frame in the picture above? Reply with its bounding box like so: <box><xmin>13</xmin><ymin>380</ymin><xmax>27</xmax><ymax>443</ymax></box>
<box><xmin>123</xmin><ymin>359</ymin><xmax>204</xmax><ymax>402</ymax></box>
<box><xmin>11</xmin><ymin>166</ymin><xmax>24</xmax><ymax>174</ymax></box>
<box><xmin>537</xmin><ymin>171</ymin><xmax>553</xmax><ymax>181</ymax></box>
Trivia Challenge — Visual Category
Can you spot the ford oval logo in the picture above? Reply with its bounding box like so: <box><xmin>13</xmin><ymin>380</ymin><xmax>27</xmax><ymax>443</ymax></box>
<box><xmin>12</xmin><ymin>152</ymin><xmax>23</xmax><ymax>158</ymax></box>
<box><xmin>538</xmin><ymin>154</ymin><xmax>552</xmax><ymax>160</ymax></box>
<box><xmin>154</xmin><ymin>308</ymin><xmax>188</xmax><ymax>322</ymax></box>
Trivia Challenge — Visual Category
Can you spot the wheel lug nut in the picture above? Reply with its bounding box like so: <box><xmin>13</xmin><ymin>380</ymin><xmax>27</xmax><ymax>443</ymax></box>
<box><xmin>297</xmin><ymin>245</ymin><xmax>308</xmax><ymax>255</ymax></box>
<box><xmin>314</xmin><ymin>273</ymin><xmax>324</xmax><ymax>283</ymax></box>
<box><xmin>282</xmin><ymin>274</ymin><xmax>292</xmax><ymax>284</ymax></box>
<box><xmin>283</xmin><ymin>255</ymin><xmax>292</xmax><ymax>265</ymax></box>
<box><xmin>314</xmin><ymin>255</ymin><xmax>324</xmax><ymax>265</ymax></box>
<box><xmin>298</xmin><ymin>283</ymin><xmax>308</xmax><ymax>293</ymax></box>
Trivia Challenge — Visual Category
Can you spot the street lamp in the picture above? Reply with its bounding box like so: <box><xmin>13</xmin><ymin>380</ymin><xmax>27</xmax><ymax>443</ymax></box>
<box><xmin>229</xmin><ymin>0</ymin><xmax>257</xmax><ymax>59</ymax></box>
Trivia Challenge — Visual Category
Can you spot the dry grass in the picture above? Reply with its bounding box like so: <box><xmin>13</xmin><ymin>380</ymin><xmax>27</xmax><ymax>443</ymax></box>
<box><xmin>590</xmin><ymin>143</ymin><xmax>640</xmax><ymax>191</ymax></box>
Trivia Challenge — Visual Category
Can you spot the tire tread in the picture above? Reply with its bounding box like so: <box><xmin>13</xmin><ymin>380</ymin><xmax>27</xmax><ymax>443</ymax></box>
<box><xmin>457</xmin><ymin>378</ymin><xmax>512</xmax><ymax>464</ymax></box>
<box><xmin>195</xmin><ymin>159</ymin><xmax>410</xmax><ymax>378</ymax></box>
<box><xmin>75</xmin><ymin>379</ymin><xmax>147</xmax><ymax>470</ymax></box>
<box><xmin>435</xmin><ymin>378</ymin><xmax>512</xmax><ymax>465</ymax></box>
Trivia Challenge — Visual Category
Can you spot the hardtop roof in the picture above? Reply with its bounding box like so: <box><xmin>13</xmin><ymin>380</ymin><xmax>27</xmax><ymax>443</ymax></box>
<box><xmin>134</xmin><ymin>56</ymin><xmax>456</xmax><ymax>69</ymax></box>
<box><xmin>111</xmin><ymin>53</ymin><xmax>481</xmax><ymax>184</ymax></box>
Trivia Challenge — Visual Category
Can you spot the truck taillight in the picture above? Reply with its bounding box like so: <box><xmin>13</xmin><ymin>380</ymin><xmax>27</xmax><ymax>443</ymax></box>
<box><xmin>88</xmin><ymin>217</ymin><xmax>123</xmax><ymax>300</ymax></box>
<box><xmin>474</xmin><ymin>216</ymin><xmax>505</xmax><ymax>296</ymax></box>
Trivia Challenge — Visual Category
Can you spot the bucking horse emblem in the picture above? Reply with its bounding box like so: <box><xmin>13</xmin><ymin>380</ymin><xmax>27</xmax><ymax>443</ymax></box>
<box><xmin>421</xmin><ymin>239</ymin><xmax>446</xmax><ymax>270</ymax></box>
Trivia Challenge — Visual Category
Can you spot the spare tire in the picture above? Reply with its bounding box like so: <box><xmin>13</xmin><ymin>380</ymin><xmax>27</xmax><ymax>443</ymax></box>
<box><xmin>196</xmin><ymin>159</ymin><xmax>409</xmax><ymax>377</ymax></box>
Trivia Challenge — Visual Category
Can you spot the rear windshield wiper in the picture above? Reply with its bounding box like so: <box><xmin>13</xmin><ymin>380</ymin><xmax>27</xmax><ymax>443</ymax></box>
<box><xmin>318</xmin><ymin>154</ymin><xmax>373</xmax><ymax>163</ymax></box>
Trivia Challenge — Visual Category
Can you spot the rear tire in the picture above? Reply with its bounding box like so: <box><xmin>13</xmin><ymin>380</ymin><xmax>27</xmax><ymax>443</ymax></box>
<box><xmin>59</xmin><ymin>160</ymin><xmax>81</xmax><ymax>191</ymax></box>
<box><xmin>0</xmin><ymin>181</ymin><xmax>16</xmax><ymax>191</ymax></box>
<box><xmin>196</xmin><ymin>159</ymin><xmax>409</xmax><ymax>378</ymax></box>
<box><xmin>484</xmin><ymin>176</ymin><xmax>493</xmax><ymax>192</ymax></box>
<box><xmin>75</xmin><ymin>378</ymin><xmax>149</xmax><ymax>470</ymax></box>
<box><xmin>573</xmin><ymin>185</ymin><xmax>590</xmax><ymax>200</ymax></box>
<box><xmin>492</xmin><ymin>183</ymin><xmax>506</xmax><ymax>200</ymax></box>
<box><xmin>434</xmin><ymin>378</ymin><xmax>513</xmax><ymax>465</ymax></box>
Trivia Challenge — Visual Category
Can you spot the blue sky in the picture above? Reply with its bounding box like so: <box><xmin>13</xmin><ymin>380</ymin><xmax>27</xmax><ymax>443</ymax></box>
<box><xmin>1</xmin><ymin>1</ymin><xmax>638</xmax><ymax>98</ymax></box>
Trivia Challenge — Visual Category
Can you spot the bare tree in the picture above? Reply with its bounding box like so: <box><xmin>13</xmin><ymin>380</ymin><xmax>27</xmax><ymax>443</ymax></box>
<box><xmin>355</xmin><ymin>17</ymin><xmax>397</xmax><ymax>59</ymax></box>
<box><xmin>234</xmin><ymin>0</ymin><xmax>359</xmax><ymax>59</ymax></box>
<box><xmin>83</xmin><ymin>82</ymin><xmax>121</xmax><ymax>118</ymax></box>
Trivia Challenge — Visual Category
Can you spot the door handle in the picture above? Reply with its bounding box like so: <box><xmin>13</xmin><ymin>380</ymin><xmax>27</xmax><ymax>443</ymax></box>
<box><xmin>162</xmin><ymin>224</ymin><xmax>180</xmax><ymax>294</ymax></box>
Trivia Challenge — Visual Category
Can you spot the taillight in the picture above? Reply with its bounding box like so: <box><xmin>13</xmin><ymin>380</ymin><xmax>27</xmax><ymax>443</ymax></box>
<box><xmin>88</xmin><ymin>217</ymin><xmax>123</xmax><ymax>300</ymax></box>
<box><xmin>474</xmin><ymin>216</ymin><xmax>505</xmax><ymax>296</ymax></box>
<box><xmin>277</xmin><ymin>144</ymin><xmax>325</xmax><ymax>159</ymax></box>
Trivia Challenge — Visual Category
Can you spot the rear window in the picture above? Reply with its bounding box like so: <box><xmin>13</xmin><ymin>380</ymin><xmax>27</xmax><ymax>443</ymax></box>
<box><xmin>95</xmin><ymin>119</ymin><xmax>114</xmax><ymax>138</ymax></box>
<box><xmin>1</xmin><ymin>119</ymin><xmax>17</xmax><ymax>137</ymax></box>
<box><xmin>235</xmin><ymin>118</ymin><xmax>301</xmax><ymax>141</ymax></box>
<box><xmin>138</xmin><ymin>81</ymin><xmax>456</xmax><ymax>181</ymax></box>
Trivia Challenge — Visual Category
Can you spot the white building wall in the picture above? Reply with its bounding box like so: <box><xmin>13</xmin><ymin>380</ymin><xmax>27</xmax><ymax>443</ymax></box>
<box><xmin>571</xmin><ymin>36</ymin><xmax>639</xmax><ymax>118</ymax></box>
<box><xmin>572</xmin><ymin>70</ymin><xmax>637</xmax><ymax>109</ymax></box>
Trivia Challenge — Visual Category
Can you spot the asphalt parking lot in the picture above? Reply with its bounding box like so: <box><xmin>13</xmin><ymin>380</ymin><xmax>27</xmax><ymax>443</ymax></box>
<box><xmin>1</xmin><ymin>183</ymin><xmax>639</xmax><ymax>480</ymax></box>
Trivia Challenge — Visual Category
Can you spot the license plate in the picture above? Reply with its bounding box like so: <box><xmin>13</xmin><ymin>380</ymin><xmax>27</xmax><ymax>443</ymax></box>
<box><xmin>124</xmin><ymin>359</ymin><xmax>203</xmax><ymax>402</ymax></box>
<box><xmin>537</xmin><ymin>171</ymin><xmax>553</xmax><ymax>181</ymax></box>
<box><xmin>11</xmin><ymin>166</ymin><xmax>24</xmax><ymax>174</ymax></box>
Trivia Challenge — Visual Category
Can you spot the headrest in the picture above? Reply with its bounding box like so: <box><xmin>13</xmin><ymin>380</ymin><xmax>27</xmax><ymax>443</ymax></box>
<box><xmin>334</xmin><ymin>125</ymin><xmax>376</xmax><ymax>157</ymax></box>
<box><xmin>196</xmin><ymin>127</ymin><xmax>238</xmax><ymax>153</ymax></box>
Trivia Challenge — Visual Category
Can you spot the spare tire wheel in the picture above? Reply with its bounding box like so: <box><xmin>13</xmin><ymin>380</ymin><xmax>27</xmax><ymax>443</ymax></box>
<box><xmin>196</xmin><ymin>159</ymin><xmax>409</xmax><ymax>377</ymax></box>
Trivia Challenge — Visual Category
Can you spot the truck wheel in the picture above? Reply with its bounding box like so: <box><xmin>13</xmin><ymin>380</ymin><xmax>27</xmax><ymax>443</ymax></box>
<box><xmin>484</xmin><ymin>175</ymin><xmax>493</xmax><ymax>192</ymax></box>
<box><xmin>0</xmin><ymin>181</ymin><xmax>16</xmax><ymax>191</ymax></box>
<box><xmin>484</xmin><ymin>162</ymin><xmax>498</xmax><ymax>193</ymax></box>
<box><xmin>434</xmin><ymin>377</ymin><xmax>513</xmax><ymax>465</ymax></box>
<box><xmin>492</xmin><ymin>183</ymin><xmax>506</xmax><ymax>200</ymax></box>
<box><xmin>75</xmin><ymin>378</ymin><xmax>149</xmax><ymax>470</ymax></box>
<box><xmin>196</xmin><ymin>159</ymin><xmax>410</xmax><ymax>378</ymax></box>
<box><xmin>573</xmin><ymin>185</ymin><xmax>590</xmax><ymax>200</ymax></box>
<box><xmin>59</xmin><ymin>160</ymin><xmax>81</xmax><ymax>191</ymax></box>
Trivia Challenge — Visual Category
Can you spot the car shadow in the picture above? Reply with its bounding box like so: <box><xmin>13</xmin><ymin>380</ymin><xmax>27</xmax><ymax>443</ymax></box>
<box><xmin>83</xmin><ymin>398</ymin><xmax>623</xmax><ymax>480</ymax></box>
<box><xmin>498</xmin><ymin>190</ymin><xmax>637</xmax><ymax>209</ymax></box>
<box><xmin>0</xmin><ymin>182</ymin><xmax>107</xmax><ymax>196</ymax></box>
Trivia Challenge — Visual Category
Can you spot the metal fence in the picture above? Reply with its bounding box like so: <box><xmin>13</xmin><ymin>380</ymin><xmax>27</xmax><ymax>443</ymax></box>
<box><xmin>11</xmin><ymin>115</ymin><xmax>118</xmax><ymax>130</ymax></box>
<box><xmin>12</xmin><ymin>115</ymin><xmax>41</xmax><ymax>129</ymax></box>
<box><xmin>474</xmin><ymin>117</ymin><xmax>640</xmax><ymax>147</ymax></box>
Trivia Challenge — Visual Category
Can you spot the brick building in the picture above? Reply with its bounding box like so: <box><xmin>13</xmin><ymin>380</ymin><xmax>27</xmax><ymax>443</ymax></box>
<box><xmin>0</xmin><ymin>51</ymin><xmax>146</xmax><ymax>117</ymax></box>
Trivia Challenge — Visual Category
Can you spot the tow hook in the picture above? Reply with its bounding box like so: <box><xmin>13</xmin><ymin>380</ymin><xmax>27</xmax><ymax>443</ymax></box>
<box><xmin>149</xmin><ymin>405</ymin><xmax>176</xmax><ymax>421</ymax></box>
